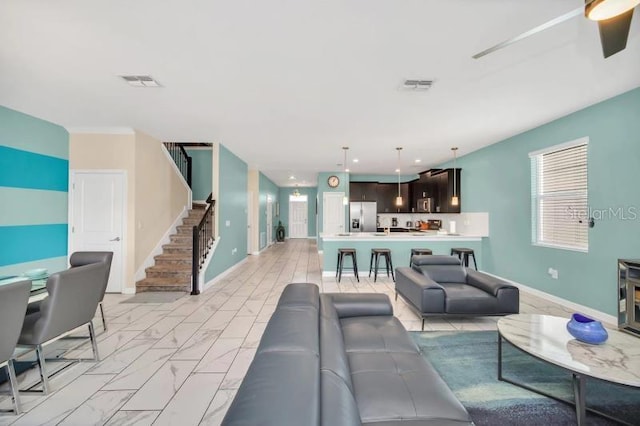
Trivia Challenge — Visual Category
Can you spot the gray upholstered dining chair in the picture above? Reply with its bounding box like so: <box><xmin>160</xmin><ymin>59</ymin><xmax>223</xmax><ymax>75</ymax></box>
<box><xmin>0</xmin><ymin>280</ymin><xmax>31</xmax><ymax>414</ymax></box>
<box><xmin>18</xmin><ymin>262</ymin><xmax>106</xmax><ymax>394</ymax></box>
<box><xmin>69</xmin><ymin>251</ymin><xmax>113</xmax><ymax>332</ymax></box>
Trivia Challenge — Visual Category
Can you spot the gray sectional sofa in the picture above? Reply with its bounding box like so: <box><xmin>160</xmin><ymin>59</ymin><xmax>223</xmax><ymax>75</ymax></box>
<box><xmin>222</xmin><ymin>283</ymin><xmax>473</xmax><ymax>426</ymax></box>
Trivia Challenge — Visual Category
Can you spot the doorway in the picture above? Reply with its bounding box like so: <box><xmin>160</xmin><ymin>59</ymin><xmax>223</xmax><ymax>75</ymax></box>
<box><xmin>266</xmin><ymin>196</ymin><xmax>273</xmax><ymax>247</ymax></box>
<box><xmin>289</xmin><ymin>195</ymin><xmax>308</xmax><ymax>238</ymax></box>
<box><xmin>69</xmin><ymin>170</ymin><xmax>126</xmax><ymax>293</ymax></box>
<box><xmin>322</xmin><ymin>192</ymin><xmax>346</xmax><ymax>235</ymax></box>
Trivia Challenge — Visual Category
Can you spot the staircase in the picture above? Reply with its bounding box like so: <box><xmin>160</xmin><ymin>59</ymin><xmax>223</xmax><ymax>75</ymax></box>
<box><xmin>136</xmin><ymin>203</ymin><xmax>207</xmax><ymax>293</ymax></box>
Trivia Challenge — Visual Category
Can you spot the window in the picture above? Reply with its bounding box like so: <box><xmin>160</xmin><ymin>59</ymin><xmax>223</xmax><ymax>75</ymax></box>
<box><xmin>530</xmin><ymin>138</ymin><xmax>588</xmax><ymax>252</ymax></box>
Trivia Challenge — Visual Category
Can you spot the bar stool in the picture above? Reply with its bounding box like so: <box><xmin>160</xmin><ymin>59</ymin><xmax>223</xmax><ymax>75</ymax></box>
<box><xmin>409</xmin><ymin>248</ymin><xmax>432</xmax><ymax>267</ymax></box>
<box><xmin>451</xmin><ymin>248</ymin><xmax>478</xmax><ymax>270</ymax></box>
<box><xmin>336</xmin><ymin>248</ymin><xmax>359</xmax><ymax>282</ymax></box>
<box><xmin>369</xmin><ymin>248</ymin><xmax>394</xmax><ymax>282</ymax></box>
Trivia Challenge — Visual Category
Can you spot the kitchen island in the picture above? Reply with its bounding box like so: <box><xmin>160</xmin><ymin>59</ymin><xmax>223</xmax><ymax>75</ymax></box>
<box><xmin>321</xmin><ymin>231</ymin><xmax>486</xmax><ymax>276</ymax></box>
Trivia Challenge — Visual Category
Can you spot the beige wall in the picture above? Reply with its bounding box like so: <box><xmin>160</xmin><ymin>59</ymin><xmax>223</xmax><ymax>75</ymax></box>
<box><xmin>69</xmin><ymin>133</ymin><xmax>137</xmax><ymax>291</ymax></box>
<box><xmin>69</xmin><ymin>131</ymin><xmax>189</xmax><ymax>292</ymax></box>
<box><xmin>134</xmin><ymin>130</ymin><xmax>189</xmax><ymax>267</ymax></box>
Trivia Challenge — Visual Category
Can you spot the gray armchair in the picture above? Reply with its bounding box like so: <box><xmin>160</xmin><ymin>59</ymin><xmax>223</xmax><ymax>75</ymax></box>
<box><xmin>0</xmin><ymin>280</ymin><xmax>31</xmax><ymax>414</ymax></box>
<box><xmin>18</xmin><ymin>262</ymin><xmax>107</xmax><ymax>394</ymax></box>
<box><xmin>395</xmin><ymin>255</ymin><xmax>519</xmax><ymax>329</ymax></box>
<box><xmin>69</xmin><ymin>251</ymin><xmax>113</xmax><ymax>332</ymax></box>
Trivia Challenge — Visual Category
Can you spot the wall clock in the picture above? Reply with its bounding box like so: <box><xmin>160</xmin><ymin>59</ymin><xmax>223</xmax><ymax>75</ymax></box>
<box><xmin>327</xmin><ymin>175</ymin><xmax>340</xmax><ymax>188</ymax></box>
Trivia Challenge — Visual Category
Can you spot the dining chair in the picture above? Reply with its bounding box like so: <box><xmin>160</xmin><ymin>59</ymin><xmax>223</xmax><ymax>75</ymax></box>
<box><xmin>18</xmin><ymin>263</ymin><xmax>106</xmax><ymax>394</ymax></box>
<box><xmin>0</xmin><ymin>280</ymin><xmax>32</xmax><ymax>414</ymax></box>
<box><xmin>69</xmin><ymin>251</ymin><xmax>113</xmax><ymax>332</ymax></box>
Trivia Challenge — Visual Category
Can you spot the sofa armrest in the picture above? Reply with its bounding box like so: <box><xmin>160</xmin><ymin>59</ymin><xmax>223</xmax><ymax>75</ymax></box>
<box><xmin>326</xmin><ymin>293</ymin><xmax>393</xmax><ymax>318</ymax></box>
<box><xmin>466</xmin><ymin>269</ymin><xmax>516</xmax><ymax>296</ymax></box>
<box><xmin>396</xmin><ymin>267</ymin><xmax>446</xmax><ymax>314</ymax></box>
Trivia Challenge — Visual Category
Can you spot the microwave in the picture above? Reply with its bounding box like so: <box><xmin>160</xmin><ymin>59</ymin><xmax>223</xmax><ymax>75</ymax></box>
<box><xmin>417</xmin><ymin>198</ymin><xmax>433</xmax><ymax>213</ymax></box>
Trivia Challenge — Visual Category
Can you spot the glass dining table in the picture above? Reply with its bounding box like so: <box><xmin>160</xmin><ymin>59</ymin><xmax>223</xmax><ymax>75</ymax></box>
<box><xmin>0</xmin><ymin>275</ymin><xmax>48</xmax><ymax>298</ymax></box>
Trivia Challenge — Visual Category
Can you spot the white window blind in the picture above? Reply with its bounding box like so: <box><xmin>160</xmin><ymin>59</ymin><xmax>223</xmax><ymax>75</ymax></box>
<box><xmin>530</xmin><ymin>139</ymin><xmax>588</xmax><ymax>251</ymax></box>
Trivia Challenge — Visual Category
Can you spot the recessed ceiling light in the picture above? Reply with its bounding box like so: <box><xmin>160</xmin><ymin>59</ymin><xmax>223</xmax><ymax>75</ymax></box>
<box><xmin>353</xmin><ymin>158</ymin><xmax>359</xmax><ymax>163</ymax></box>
<box><xmin>415</xmin><ymin>159</ymin><xmax>421</xmax><ymax>163</ymax></box>
<box><xmin>289</xmin><ymin>175</ymin><xmax>295</xmax><ymax>180</ymax></box>
<box><xmin>119</xmin><ymin>75</ymin><xmax>162</xmax><ymax>87</ymax></box>
<box><xmin>345</xmin><ymin>168</ymin><xmax>350</xmax><ymax>172</ymax></box>
<box><xmin>395</xmin><ymin>168</ymin><xmax>400</xmax><ymax>173</ymax></box>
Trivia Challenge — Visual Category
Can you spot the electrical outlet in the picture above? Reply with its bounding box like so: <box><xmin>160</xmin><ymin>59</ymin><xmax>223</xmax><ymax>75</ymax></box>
<box><xmin>232</xmin><ymin>248</ymin><xmax>237</xmax><ymax>255</ymax></box>
<box><xmin>225</xmin><ymin>220</ymin><xmax>231</xmax><ymax>227</ymax></box>
<box><xmin>548</xmin><ymin>267</ymin><xmax>558</xmax><ymax>279</ymax></box>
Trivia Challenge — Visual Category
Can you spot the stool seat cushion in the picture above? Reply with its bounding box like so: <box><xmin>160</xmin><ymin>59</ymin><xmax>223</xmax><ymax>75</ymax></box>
<box><xmin>451</xmin><ymin>248</ymin><xmax>474</xmax><ymax>253</ymax></box>
<box><xmin>372</xmin><ymin>248</ymin><xmax>391</xmax><ymax>253</ymax></box>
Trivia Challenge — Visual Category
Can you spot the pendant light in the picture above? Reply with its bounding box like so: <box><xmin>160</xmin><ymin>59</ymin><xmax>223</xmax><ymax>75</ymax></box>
<box><xmin>342</xmin><ymin>146</ymin><xmax>349</xmax><ymax>205</ymax></box>
<box><xmin>395</xmin><ymin>147</ymin><xmax>403</xmax><ymax>207</ymax></box>
<box><xmin>585</xmin><ymin>0</ymin><xmax>640</xmax><ymax>21</ymax></box>
<box><xmin>451</xmin><ymin>147</ymin><xmax>459</xmax><ymax>207</ymax></box>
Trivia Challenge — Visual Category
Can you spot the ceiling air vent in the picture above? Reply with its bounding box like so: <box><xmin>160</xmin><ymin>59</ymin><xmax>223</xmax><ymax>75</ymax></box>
<box><xmin>119</xmin><ymin>75</ymin><xmax>161</xmax><ymax>87</ymax></box>
<box><xmin>402</xmin><ymin>79</ymin><xmax>433</xmax><ymax>91</ymax></box>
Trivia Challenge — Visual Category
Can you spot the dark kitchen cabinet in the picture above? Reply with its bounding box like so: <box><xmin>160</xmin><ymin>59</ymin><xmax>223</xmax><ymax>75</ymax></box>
<box><xmin>349</xmin><ymin>182</ymin><xmax>378</xmax><ymax>201</ymax></box>
<box><xmin>377</xmin><ymin>183</ymin><xmax>410</xmax><ymax>213</ymax></box>
<box><xmin>412</xmin><ymin>168</ymin><xmax>461</xmax><ymax>213</ymax></box>
<box><xmin>434</xmin><ymin>168</ymin><xmax>461</xmax><ymax>213</ymax></box>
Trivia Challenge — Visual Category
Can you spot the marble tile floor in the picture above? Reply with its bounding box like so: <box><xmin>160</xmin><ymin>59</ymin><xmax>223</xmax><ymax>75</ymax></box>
<box><xmin>0</xmin><ymin>239</ymin><xmax>580</xmax><ymax>425</ymax></box>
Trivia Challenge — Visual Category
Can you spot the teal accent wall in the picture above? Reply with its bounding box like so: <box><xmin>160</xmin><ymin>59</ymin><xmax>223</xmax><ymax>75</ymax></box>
<box><xmin>0</xmin><ymin>106</ymin><xmax>69</xmax><ymax>276</ymax></box>
<box><xmin>278</xmin><ymin>186</ymin><xmax>318</xmax><ymax>238</ymax></box>
<box><xmin>185</xmin><ymin>148</ymin><xmax>212</xmax><ymax>201</ymax></box>
<box><xmin>258</xmin><ymin>173</ymin><xmax>280</xmax><ymax>249</ymax></box>
<box><xmin>205</xmin><ymin>145</ymin><xmax>248</xmax><ymax>280</ymax></box>
<box><xmin>444</xmin><ymin>87</ymin><xmax>640</xmax><ymax>316</ymax></box>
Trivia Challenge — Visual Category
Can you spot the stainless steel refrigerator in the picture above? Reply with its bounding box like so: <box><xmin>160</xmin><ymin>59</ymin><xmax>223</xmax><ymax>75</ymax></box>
<box><xmin>349</xmin><ymin>201</ymin><xmax>377</xmax><ymax>232</ymax></box>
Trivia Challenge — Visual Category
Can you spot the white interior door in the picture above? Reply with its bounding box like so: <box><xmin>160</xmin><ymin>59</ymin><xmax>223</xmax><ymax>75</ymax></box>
<box><xmin>323</xmin><ymin>192</ymin><xmax>345</xmax><ymax>235</ymax></box>
<box><xmin>70</xmin><ymin>171</ymin><xmax>125</xmax><ymax>293</ymax></box>
<box><xmin>266</xmin><ymin>196</ymin><xmax>273</xmax><ymax>246</ymax></box>
<box><xmin>289</xmin><ymin>196</ymin><xmax>308</xmax><ymax>238</ymax></box>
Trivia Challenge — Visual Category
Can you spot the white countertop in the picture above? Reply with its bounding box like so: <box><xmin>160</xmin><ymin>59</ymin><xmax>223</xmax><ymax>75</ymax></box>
<box><xmin>321</xmin><ymin>231</ymin><xmax>484</xmax><ymax>242</ymax></box>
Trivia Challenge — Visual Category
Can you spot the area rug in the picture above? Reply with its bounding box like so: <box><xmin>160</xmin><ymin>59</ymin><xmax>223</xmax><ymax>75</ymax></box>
<box><xmin>411</xmin><ymin>331</ymin><xmax>640</xmax><ymax>426</ymax></box>
<box><xmin>120</xmin><ymin>291</ymin><xmax>187</xmax><ymax>303</ymax></box>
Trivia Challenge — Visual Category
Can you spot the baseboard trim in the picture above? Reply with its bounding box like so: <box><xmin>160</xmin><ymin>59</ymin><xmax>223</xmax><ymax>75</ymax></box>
<box><xmin>197</xmin><ymin>238</ymin><xmax>220</xmax><ymax>292</ymax></box>
<box><xmin>202</xmin><ymin>256</ymin><xmax>249</xmax><ymax>292</ymax></box>
<box><xmin>482</xmin><ymin>271</ymin><xmax>617</xmax><ymax>326</ymax></box>
<box><xmin>122</xmin><ymin>287</ymin><xmax>136</xmax><ymax>295</ymax></box>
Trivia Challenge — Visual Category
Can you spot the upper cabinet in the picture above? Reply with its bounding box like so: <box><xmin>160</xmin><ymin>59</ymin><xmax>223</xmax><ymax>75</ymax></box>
<box><xmin>376</xmin><ymin>183</ymin><xmax>410</xmax><ymax>213</ymax></box>
<box><xmin>349</xmin><ymin>182</ymin><xmax>378</xmax><ymax>201</ymax></box>
<box><xmin>349</xmin><ymin>169</ymin><xmax>460</xmax><ymax>214</ymax></box>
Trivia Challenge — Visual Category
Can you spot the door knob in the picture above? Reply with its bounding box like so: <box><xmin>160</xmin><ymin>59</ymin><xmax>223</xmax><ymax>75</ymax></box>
<box><xmin>110</xmin><ymin>237</ymin><xmax>121</xmax><ymax>241</ymax></box>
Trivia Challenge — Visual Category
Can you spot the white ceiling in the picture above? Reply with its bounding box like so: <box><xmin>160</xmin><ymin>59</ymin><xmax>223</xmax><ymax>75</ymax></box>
<box><xmin>1</xmin><ymin>1</ymin><xmax>639</xmax><ymax>187</ymax></box>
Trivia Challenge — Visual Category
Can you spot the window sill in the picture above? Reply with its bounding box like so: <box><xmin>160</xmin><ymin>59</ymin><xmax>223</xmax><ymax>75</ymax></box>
<box><xmin>532</xmin><ymin>242</ymin><xmax>588</xmax><ymax>253</ymax></box>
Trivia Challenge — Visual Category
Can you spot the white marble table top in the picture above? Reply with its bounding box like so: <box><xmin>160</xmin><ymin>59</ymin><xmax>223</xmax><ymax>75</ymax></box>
<box><xmin>497</xmin><ymin>314</ymin><xmax>640</xmax><ymax>387</ymax></box>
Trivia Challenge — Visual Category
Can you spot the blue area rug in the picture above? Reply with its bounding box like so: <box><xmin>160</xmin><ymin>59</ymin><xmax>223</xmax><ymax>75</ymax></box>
<box><xmin>411</xmin><ymin>331</ymin><xmax>640</xmax><ymax>426</ymax></box>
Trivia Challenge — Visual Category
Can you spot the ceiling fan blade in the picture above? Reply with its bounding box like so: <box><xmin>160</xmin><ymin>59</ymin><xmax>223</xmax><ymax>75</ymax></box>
<box><xmin>598</xmin><ymin>8</ymin><xmax>634</xmax><ymax>57</ymax></box>
<box><xmin>473</xmin><ymin>7</ymin><xmax>583</xmax><ymax>59</ymax></box>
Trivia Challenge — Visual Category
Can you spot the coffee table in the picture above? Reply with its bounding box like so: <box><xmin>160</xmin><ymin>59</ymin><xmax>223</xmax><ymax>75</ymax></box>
<box><xmin>497</xmin><ymin>314</ymin><xmax>640</xmax><ymax>426</ymax></box>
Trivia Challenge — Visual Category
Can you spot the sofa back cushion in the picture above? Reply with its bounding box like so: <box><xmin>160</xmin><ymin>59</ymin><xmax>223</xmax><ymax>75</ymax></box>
<box><xmin>222</xmin><ymin>283</ymin><xmax>320</xmax><ymax>426</ymax></box>
<box><xmin>319</xmin><ymin>295</ymin><xmax>361</xmax><ymax>426</ymax></box>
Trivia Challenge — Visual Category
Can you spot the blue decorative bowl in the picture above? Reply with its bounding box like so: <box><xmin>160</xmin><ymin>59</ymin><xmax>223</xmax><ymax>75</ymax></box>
<box><xmin>566</xmin><ymin>313</ymin><xmax>608</xmax><ymax>345</ymax></box>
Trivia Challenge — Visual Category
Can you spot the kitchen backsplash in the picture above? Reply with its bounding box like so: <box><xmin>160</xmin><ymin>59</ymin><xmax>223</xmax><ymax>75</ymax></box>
<box><xmin>377</xmin><ymin>212</ymin><xmax>489</xmax><ymax>237</ymax></box>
